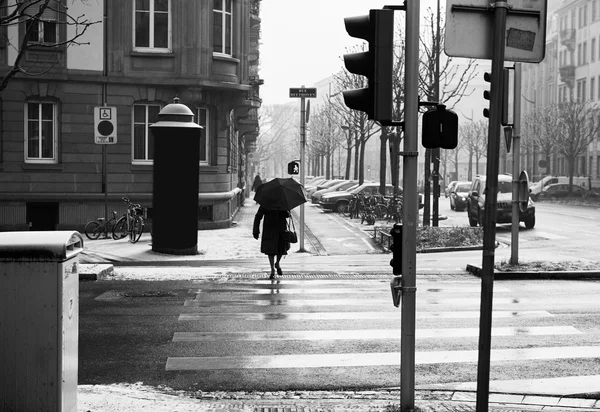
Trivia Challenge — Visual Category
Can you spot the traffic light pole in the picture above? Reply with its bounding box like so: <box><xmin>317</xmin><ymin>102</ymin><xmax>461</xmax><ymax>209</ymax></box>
<box><xmin>476</xmin><ymin>3</ymin><xmax>508</xmax><ymax>411</ymax></box>
<box><xmin>401</xmin><ymin>0</ymin><xmax>420</xmax><ymax>409</ymax></box>
<box><xmin>510</xmin><ymin>63</ymin><xmax>522</xmax><ymax>265</ymax></box>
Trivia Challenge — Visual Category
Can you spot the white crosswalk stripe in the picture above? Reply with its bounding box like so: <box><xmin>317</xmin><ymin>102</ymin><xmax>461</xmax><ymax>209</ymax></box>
<box><xmin>166</xmin><ymin>278</ymin><xmax>596</xmax><ymax>391</ymax></box>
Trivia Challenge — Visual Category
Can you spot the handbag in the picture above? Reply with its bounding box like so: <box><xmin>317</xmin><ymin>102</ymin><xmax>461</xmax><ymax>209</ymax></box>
<box><xmin>283</xmin><ymin>217</ymin><xmax>298</xmax><ymax>243</ymax></box>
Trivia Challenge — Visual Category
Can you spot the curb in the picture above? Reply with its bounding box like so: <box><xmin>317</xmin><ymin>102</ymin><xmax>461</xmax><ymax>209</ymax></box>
<box><xmin>466</xmin><ymin>264</ymin><xmax>600</xmax><ymax>280</ymax></box>
<box><xmin>79</xmin><ymin>263</ymin><xmax>114</xmax><ymax>281</ymax></box>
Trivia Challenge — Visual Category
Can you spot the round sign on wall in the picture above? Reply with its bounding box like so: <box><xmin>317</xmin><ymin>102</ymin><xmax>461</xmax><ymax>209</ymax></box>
<box><xmin>538</xmin><ymin>159</ymin><xmax>547</xmax><ymax>168</ymax></box>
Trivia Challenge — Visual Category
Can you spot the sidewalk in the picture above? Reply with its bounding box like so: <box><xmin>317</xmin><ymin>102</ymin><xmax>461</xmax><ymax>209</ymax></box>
<box><xmin>77</xmin><ymin>198</ymin><xmax>600</xmax><ymax>411</ymax></box>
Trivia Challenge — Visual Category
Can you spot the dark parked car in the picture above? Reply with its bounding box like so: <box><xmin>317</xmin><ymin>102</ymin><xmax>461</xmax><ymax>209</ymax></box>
<box><xmin>467</xmin><ymin>174</ymin><xmax>536</xmax><ymax>228</ymax></box>
<box><xmin>449</xmin><ymin>181</ymin><xmax>471</xmax><ymax>211</ymax></box>
<box><xmin>537</xmin><ymin>183</ymin><xmax>599</xmax><ymax>199</ymax></box>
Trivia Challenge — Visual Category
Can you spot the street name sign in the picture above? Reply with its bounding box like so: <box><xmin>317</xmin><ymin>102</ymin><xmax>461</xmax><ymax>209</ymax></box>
<box><xmin>94</xmin><ymin>106</ymin><xmax>117</xmax><ymax>144</ymax></box>
<box><xmin>289</xmin><ymin>88</ymin><xmax>317</xmax><ymax>98</ymax></box>
<box><xmin>445</xmin><ymin>0</ymin><xmax>547</xmax><ymax>62</ymax></box>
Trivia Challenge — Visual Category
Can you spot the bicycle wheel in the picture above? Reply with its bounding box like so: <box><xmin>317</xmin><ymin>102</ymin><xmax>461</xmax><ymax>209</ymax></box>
<box><xmin>338</xmin><ymin>201</ymin><xmax>350</xmax><ymax>216</ymax></box>
<box><xmin>112</xmin><ymin>216</ymin><xmax>128</xmax><ymax>240</ymax></box>
<box><xmin>129</xmin><ymin>216</ymin><xmax>144</xmax><ymax>243</ymax></box>
<box><xmin>84</xmin><ymin>221</ymin><xmax>102</xmax><ymax>240</ymax></box>
<box><xmin>374</xmin><ymin>204</ymin><xmax>388</xmax><ymax>220</ymax></box>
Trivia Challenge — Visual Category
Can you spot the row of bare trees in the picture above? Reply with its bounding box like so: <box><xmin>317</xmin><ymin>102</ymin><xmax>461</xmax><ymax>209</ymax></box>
<box><xmin>255</xmin><ymin>7</ymin><xmax>478</xmax><ymax>194</ymax></box>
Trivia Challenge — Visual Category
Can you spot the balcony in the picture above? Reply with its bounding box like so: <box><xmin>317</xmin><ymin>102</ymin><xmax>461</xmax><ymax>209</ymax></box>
<box><xmin>559</xmin><ymin>64</ymin><xmax>575</xmax><ymax>88</ymax></box>
<box><xmin>560</xmin><ymin>28</ymin><xmax>575</xmax><ymax>50</ymax></box>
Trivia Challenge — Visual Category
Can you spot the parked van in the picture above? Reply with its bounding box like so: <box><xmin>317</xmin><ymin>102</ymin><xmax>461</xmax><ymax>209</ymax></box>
<box><xmin>530</xmin><ymin>176</ymin><xmax>590</xmax><ymax>198</ymax></box>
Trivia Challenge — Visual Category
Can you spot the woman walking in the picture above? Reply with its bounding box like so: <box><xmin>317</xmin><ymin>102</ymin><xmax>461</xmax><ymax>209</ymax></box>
<box><xmin>253</xmin><ymin>205</ymin><xmax>290</xmax><ymax>279</ymax></box>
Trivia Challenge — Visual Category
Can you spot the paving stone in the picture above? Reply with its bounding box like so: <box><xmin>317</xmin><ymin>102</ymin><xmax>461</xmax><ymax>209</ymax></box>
<box><xmin>557</xmin><ymin>397</ymin><xmax>598</xmax><ymax>408</ymax></box>
<box><xmin>522</xmin><ymin>395</ymin><xmax>560</xmax><ymax>406</ymax></box>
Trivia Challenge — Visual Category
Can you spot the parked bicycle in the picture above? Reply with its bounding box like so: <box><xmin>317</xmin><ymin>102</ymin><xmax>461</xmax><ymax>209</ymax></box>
<box><xmin>84</xmin><ymin>210</ymin><xmax>120</xmax><ymax>240</ymax></box>
<box><xmin>112</xmin><ymin>197</ymin><xmax>144</xmax><ymax>243</ymax></box>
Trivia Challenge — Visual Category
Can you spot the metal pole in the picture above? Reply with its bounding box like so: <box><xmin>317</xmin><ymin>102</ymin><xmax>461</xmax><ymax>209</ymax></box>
<box><xmin>476</xmin><ymin>3</ymin><xmax>508</xmax><ymax>411</ymax></box>
<box><xmin>432</xmin><ymin>0</ymin><xmax>441</xmax><ymax>227</ymax></box>
<box><xmin>510</xmin><ymin>63</ymin><xmax>522</xmax><ymax>265</ymax></box>
<box><xmin>423</xmin><ymin>149</ymin><xmax>431</xmax><ymax>226</ymax></box>
<box><xmin>299</xmin><ymin>94</ymin><xmax>306</xmax><ymax>252</ymax></box>
<box><xmin>401</xmin><ymin>0</ymin><xmax>419</xmax><ymax>409</ymax></box>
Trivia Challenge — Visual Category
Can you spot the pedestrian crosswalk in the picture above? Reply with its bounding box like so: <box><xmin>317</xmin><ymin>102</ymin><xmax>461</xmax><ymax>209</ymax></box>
<box><xmin>165</xmin><ymin>277</ymin><xmax>598</xmax><ymax>393</ymax></box>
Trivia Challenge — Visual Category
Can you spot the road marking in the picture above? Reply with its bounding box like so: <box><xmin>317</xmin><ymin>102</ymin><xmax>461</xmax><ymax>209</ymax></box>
<box><xmin>185</xmin><ymin>296</ymin><xmax>527</xmax><ymax>305</ymax></box>
<box><xmin>190</xmin><ymin>288</ymin><xmax>384</xmax><ymax>295</ymax></box>
<box><xmin>189</xmin><ymin>284</ymin><xmax>511</xmax><ymax>293</ymax></box>
<box><xmin>165</xmin><ymin>345</ymin><xmax>600</xmax><ymax>370</ymax></box>
<box><xmin>531</xmin><ymin>231</ymin><xmax>568</xmax><ymax>240</ymax></box>
<box><xmin>172</xmin><ymin>326</ymin><xmax>578</xmax><ymax>342</ymax></box>
<box><xmin>178</xmin><ymin>310</ymin><xmax>552</xmax><ymax>320</ymax></box>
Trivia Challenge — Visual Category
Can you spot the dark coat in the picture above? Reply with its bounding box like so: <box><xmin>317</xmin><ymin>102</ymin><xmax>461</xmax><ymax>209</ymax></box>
<box><xmin>252</xmin><ymin>175</ymin><xmax>263</xmax><ymax>191</ymax></box>
<box><xmin>253</xmin><ymin>206</ymin><xmax>290</xmax><ymax>256</ymax></box>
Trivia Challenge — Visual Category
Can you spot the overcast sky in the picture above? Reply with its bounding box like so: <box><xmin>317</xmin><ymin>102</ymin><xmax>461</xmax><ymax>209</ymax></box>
<box><xmin>259</xmin><ymin>0</ymin><xmax>439</xmax><ymax>106</ymax></box>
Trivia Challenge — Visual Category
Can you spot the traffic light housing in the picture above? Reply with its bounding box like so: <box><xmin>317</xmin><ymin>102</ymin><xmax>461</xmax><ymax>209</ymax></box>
<box><xmin>389</xmin><ymin>223</ymin><xmax>402</xmax><ymax>275</ymax></box>
<box><xmin>342</xmin><ymin>9</ymin><xmax>394</xmax><ymax>122</ymax></box>
<box><xmin>483</xmin><ymin>69</ymin><xmax>509</xmax><ymax>126</ymax></box>
<box><xmin>421</xmin><ymin>105</ymin><xmax>459</xmax><ymax>149</ymax></box>
<box><xmin>287</xmin><ymin>161</ymin><xmax>299</xmax><ymax>175</ymax></box>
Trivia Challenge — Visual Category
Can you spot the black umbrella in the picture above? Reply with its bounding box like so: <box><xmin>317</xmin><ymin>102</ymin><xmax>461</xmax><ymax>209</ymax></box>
<box><xmin>254</xmin><ymin>178</ymin><xmax>307</xmax><ymax>211</ymax></box>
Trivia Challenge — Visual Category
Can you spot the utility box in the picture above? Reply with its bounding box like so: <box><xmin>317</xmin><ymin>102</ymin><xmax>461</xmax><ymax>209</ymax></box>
<box><xmin>0</xmin><ymin>231</ymin><xmax>83</xmax><ymax>412</ymax></box>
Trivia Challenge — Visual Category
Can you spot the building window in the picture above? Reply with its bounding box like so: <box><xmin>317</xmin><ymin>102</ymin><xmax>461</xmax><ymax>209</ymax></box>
<box><xmin>577</xmin><ymin>78</ymin><xmax>587</xmax><ymax>101</ymax></box>
<box><xmin>578</xmin><ymin>43</ymin><xmax>582</xmax><ymax>65</ymax></box>
<box><xmin>133</xmin><ymin>0</ymin><xmax>171</xmax><ymax>51</ymax></box>
<box><xmin>196</xmin><ymin>107</ymin><xmax>209</xmax><ymax>165</ymax></box>
<box><xmin>594</xmin><ymin>1</ymin><xmax>598</xmax><ymax>22</ymax></box>
<box><xmin>597</xmin><ymin>156</ymin><xmax>600</xmax><ymax>177</ymax></box>
<box><xmin>213</xmin><ymin>0</ymin><xmax>232</xmax><ymax>56</ymax></box>
<box><xmin>132</xmin><ymin>104</ymin><xmax>161</xmax><ymax>163</ymax></box>
<box><xmin>593</xmin><ymin>38</ymin><xmax>597</xmax><ymax>62</ymax></box>
<box><xmin>584</xmin><ymin>41</ymin><xmax>588</xmax><ymax>64</ymax></box>
<box><xmin>24</xmin><ymin>0</ymin><xmax>59</xmax><ymax>44</ymax></box>
<box><xmin>584</xmin><ymin>5</ymin><xmax>589</xmax><ymax>26</ymax></box>
<box><xmin>25</xmin><ymin>102</ymin><xmax>57</xmax><ymax>163</ymax></box>
<box><xmin>592</xmin><ymin>77</ymin><xmax>596</xmax><ymax>101</ymax></box>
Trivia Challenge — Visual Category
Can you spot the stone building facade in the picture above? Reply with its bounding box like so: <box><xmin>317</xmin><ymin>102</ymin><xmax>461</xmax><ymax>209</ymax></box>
<box><xmin>0</xmin><ymin>0</ymin><xmax>261</xmax><ymax>231</ymax></box>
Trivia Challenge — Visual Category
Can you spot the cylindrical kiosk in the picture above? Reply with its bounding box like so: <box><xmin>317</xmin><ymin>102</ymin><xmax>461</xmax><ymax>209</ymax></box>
<box><xmin>150</xmin><ymin>97</ymin><xmax>202</xmax><ymax>255</ymax></box>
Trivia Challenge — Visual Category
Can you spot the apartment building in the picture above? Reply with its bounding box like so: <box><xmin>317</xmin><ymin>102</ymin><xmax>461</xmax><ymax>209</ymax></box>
<box><xmin>0</xmin><ymin>0</ymin><xmax>261</xmax><ymax>231</ymax></box>
<box><xmin>522</xmin><ymin>0</ymin><xmax>600</xmax><ymax>186</ymax></box>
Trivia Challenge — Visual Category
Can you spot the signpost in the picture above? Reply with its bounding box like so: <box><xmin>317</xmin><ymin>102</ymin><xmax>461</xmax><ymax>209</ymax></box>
<box><xmin>94</xmin><ymin>106</ymin><xmax>117</xmax><ymax>144</ymax></box>
<box><xmin>445</xmin><ymin>1</ymin><xmax>547</xmax><ymax>410</ymax></box>
<box><xmin>289</xmin><ymin>87</ymin><xmax>317</xmax><ymax>252</ymax></box>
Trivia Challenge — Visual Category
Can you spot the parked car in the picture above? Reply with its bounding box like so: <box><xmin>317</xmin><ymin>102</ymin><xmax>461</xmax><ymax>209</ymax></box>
<box><xmin>319</xmin><ymin>183</ymin><xmax>395</xmax><ymax>212</ymax></box>
<box><xmin>537</xmin><ymin>183</ymin><xmax>599</xmax><ymax>199</ymax></box>
<box><xmin>445</xmin><ymin>181</ymin><xmax>458</xmax><ymax>198</ymax></box>
<box><xmin>304</xmin><ymin>177</ymin><xmax>328</xmax><ymax>195</ymax></box>
<box><xmin>306</xmin><ymin>179</ymin><xmax>342</xmax><ymax>196</ymax></box>
<box><xmin>311</xmin><ymin>180</ymin><xmax>358</xmax><ymax>204</ymax></box>
<box><xmin>449</xmin><ymin>181</ymin><xmax>471</xmax><ymax>211</ymax></box>
<box><xmin>467</xmin><ymin>174</ymin><xmax>536</xmax><ymax>228</ymax></box>
<box><xmin>529</xmin><ymin>176</ymin><xmax>590</xmax><ymax>199</ymax></box>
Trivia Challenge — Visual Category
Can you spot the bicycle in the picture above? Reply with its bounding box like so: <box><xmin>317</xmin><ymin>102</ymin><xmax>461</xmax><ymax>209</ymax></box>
<box><xmin>84</xmin><ymin>210</ymin><xmax>120</xmax><ymax>240</ymax></box>
<box><xmin>112</xmin><ymin>197</ymin><xmax>145</xmax><ymax>243</ymax></box>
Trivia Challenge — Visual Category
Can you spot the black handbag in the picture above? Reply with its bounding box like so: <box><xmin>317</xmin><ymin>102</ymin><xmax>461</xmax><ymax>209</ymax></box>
<box><xmin>284</xmin><ymin>217</ymin><xmax>298</xmax><ymax>243</ymax></box>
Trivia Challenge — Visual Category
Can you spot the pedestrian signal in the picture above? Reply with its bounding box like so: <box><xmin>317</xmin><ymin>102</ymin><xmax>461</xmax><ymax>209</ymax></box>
<box><xmin>287</xmin><ymin>161</ymin><xmax>300</xmax><ymax>175</ymax></box>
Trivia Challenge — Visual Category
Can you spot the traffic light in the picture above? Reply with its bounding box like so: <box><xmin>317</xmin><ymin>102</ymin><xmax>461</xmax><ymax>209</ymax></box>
<box><xmin>287</xmin><ymin>161</ymin><xmax>299</xmax><ymax>175</ymax></box>
<box><xmin>421</xmin><ymin>105</ymin><xmax>459</xmax><ymax>149</ymax></box>
<box><xmin>482</xmin><ymin>69</ymin><xmax>509</xmax><ymax>126</ymax></box>
<box><xmin>342</xmin><ymin>9</ymin><xmax>394</xmax><ymax>122</ymax></box>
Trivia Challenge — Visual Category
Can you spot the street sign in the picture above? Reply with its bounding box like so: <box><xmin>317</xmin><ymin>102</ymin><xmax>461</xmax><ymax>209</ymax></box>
<box><xmin>94</xmin><ymin>106</ymin><xmax>117</xmax><ymax>144</ymax></box>
<box><xmin>445</xmin><ymin>0</ymin><xmax>547</xmax><ymax>62</ymax></box>
<box><xmin>289</xmin><ymin>88</ymin><xmax>317</xmax><ymax>98</ymax></box>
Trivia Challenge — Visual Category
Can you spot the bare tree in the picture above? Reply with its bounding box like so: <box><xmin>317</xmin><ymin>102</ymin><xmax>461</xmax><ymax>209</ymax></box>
<box><xmin>461</xmin><ymin>120</ymin><xmax>487</xmax><ymax>180</ymax></box>
<box><xmin>256</xmin><ymin>104</ymin><xmax>297</xmax><ymax>176</ymax></box>
<box><xmin>0</xmin><ymin>0</ymin><xmax>100</xmax><ymax>93</ymax></box>
<box><xmin>546</xmin><ymin>101</ymin><xmax>600</xmax><ymax>189</ymax></box>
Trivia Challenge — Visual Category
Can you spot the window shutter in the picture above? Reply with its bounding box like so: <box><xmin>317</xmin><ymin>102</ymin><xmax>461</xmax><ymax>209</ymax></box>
<box><xmin>23</xmin><ymin>0</ymin><xmax>58</xmax><ymax>21</ymax></box>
